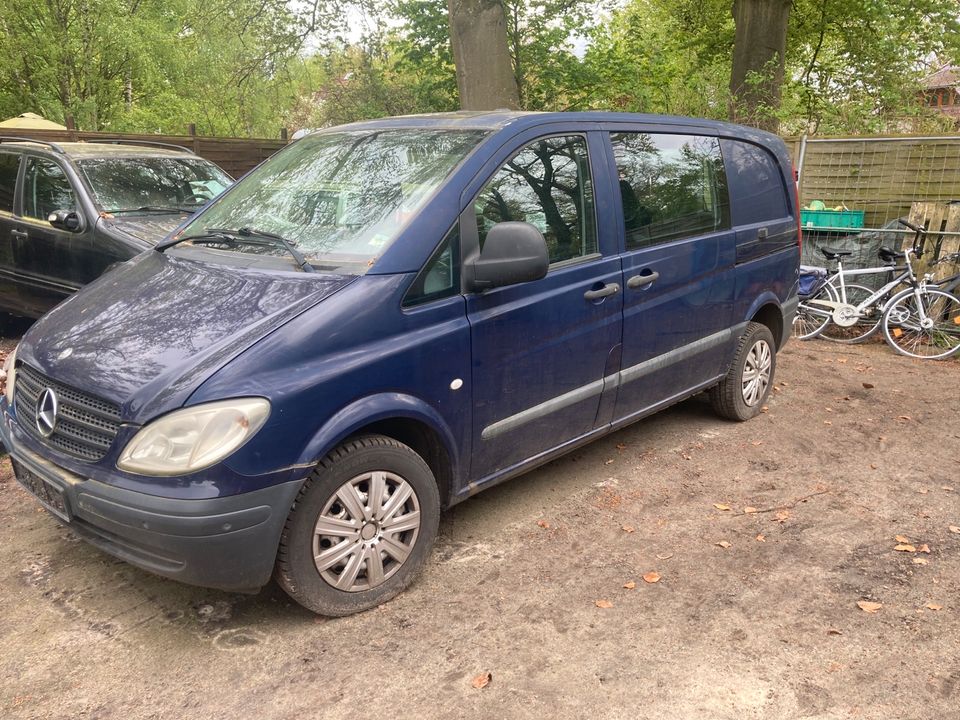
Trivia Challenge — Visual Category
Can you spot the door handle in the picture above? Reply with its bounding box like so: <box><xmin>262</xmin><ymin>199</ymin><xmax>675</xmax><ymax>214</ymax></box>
<box><xmin>10</xmin><ymin>229</ymin><xmax>28</xmax><ymax>240</ymax></box>
<box><xmin>757</xmin><ymin>227</ymin><xmax>768</xmax><ymax>240</ymax></box>
<box><xmin>627</xmin><ymin>271</ymin><xmax>660</xmax><ymax>289</ymax></box>
<box><xmin>583</xmin><ymin>283</ymin><xmax>620</xmax><ymax>301</ymax></box>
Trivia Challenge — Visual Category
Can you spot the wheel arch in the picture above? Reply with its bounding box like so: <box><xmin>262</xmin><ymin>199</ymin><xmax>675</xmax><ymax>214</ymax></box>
<box><xmin>295</xmin><ymin>393</ymin><xmax>461</xmax><ymax>508</ymax></box>
<box><xmin>745</xmin><ymin>294</ymin><xmax>786</xmax><ymax>350</ymax></box>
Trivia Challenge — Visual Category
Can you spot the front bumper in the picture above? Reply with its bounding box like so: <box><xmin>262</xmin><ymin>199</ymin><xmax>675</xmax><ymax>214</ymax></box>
<box><xmin>1</xmin><ymin>410</ymin><xmax>303</xmax><ymax>592</ymax></box>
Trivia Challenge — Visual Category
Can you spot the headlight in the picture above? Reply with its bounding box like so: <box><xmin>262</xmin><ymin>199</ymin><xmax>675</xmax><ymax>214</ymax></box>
<box><xmin>2</xmin><ymin>344</ymin><xmax>17</xmax><ymax>405</ymax></box>
<box><xmin>117</xmin><ymin>398</ymin><xmax>270</xmax><ymax>476</ymax></box>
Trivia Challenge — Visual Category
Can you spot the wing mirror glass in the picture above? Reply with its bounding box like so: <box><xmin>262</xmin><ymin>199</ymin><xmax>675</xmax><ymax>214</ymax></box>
<box><xmin>47</xmin><ymin>209</ymin><xmax>83</xmax><ymax>232</ymax></box>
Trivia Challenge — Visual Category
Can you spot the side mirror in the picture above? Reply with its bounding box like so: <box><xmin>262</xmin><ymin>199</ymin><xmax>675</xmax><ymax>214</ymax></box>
<box><xmin>465</xmin><ymin>221</ymin><xmax>549</xmax><ymax>292</ymax></box>
<box><xmin>47</xmin><ymin>209</ymin><xmax>83</xmax><ymax>232</ymax></box>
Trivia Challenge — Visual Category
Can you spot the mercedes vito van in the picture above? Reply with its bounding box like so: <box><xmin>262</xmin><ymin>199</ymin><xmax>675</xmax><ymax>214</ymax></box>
<box><xmin>1</xmin><ymin>112</ymin><xmax>800</xmax><ymax>615</ymax></box>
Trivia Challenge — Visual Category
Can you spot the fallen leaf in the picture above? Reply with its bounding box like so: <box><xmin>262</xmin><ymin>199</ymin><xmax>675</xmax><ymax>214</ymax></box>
<box><xmin>913</xmin><ymin>557</ymin><xmax>929</xmax><ymax>565</ymax></box>
<box><xmin>857</xmin><ymin>600</ymin><xmax>882</xmax><ymax>614</ymax></box>
<box><xmin>616</xmin><ymin>443</ymin><xmax>627</xmax><ymax>451</ymax></box>
<box><xmin>827</xmin><ymin>628</ymin><xmax>843</xmax><ymax>635</ymax></box>
<box><xmin>751</xmin><ymin>440</ymin><xmax>763</xmax><ymax>446</ymax></box>
<box><xmin>471</xmin><ymin>672</ymin><xmax>492</xmax><ymax>689</ymax></box>
<box><xmin>604</xmin><ymin>459</ymin><xmax>614</xmax><ymax>465</ymax></box>
<box><xmin>744</xmin><ymin>506</ymin><xmax>758</xmax><ymax>514</ymax></box>
<box><xmin>595</xmin><ymin>599</ymin><xmax>613</xmax><ymax>609</ymax></box>
<box><xmin>621</xmin><ymin>525</ymin><xmax>635</xmax><ymax>533</ymax></box>
<box><xmin>894</xmin><ymin>544</ymin><xmax>916</xmax><ymax>552</ymax></box>
<box><xmin>623</xmin><ymin>581</ymin><xmax>636</xmax><ymax>589</ymax></box>
<box><xmin>862</xmin><ymin>382</ymin><xmax>875</xmax><ymax>389</ymax></box>
<box><xmin>925</xmin><ymin>603</ymin><xmax>943</xmax><ymax>611</ymax></box>
<box><xmin>918</xmin><ymin>488</ymin><xmax>929</xmax><ymax>495</ymax></box>
<box><xmin>716</xmin><ymin>540</ymin><xmax>732</xmax><ymax>549</ymax></box>
<box><xmin>642</xmin><ymin>571</ymin><xmax>661</xmax><ymax>584</ymax></box>
<box><xmin>895</xmin><ymin>535</ymin><xmax>910</xmax><ymax>543</ymax></box>
<box><xmin>755</xmin><ymin>533</ymin><xmax>766</xmax><ymax>542</ymax></box>
<box><xmin>949</xmin><ymin>526</ymin><xmax>960</xmax><ymax>534</ymax></box>
<box><xmin>655</xmin><ymin>553</ymin><xmax>674</xmax><ymax>560</ymax></box>
<box><xmin>897</xmin><ymin>415</ymin><xmax>912</xmax><ymax>421</ymax></box>
<box><xmin>824</xmin><ymin>420</ymin><xmax>832</xmax><ymax>425</ymax></box>
<box><xmin>713</xmin><ymin>503</ymin><xmax>731</xmax><ymax>511</ymax></box>
<box><xmin>918</xmin><ymin>544</ymin><xmax>931</xmax><ymax>554</ymax></box>
<box><xmin>536</xmin><ymin>519</ymin><xmax>550</xmax><ymax>529</ymax></box>
<box><xmin>760</xmin><ymin>406</ymin><xmax>769</xmax><ymax>413</ymax></box>
<box><xmin>775</xmin><ymin>510</ymin><xmax>790</xmax><ymax>523</ymax></box>
<box><xmin>942</xmin><ymin>486</ymin><xmax>955</xmax><ymax>492</ymax></box>
<box><xmin>870</xmin><ymin>464</ymin><xmax>878</xmax><ymax>469</ymax></box>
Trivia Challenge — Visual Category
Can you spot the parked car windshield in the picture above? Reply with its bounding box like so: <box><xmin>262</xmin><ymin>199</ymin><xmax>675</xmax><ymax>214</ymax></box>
<box><xmin>77</xmin><ymin>156</ymin><xmax>233</xmax><ymax>212</ymax></box>
<box><xmin>177</xmin><ymin>128</ymin><xmax>487</xmax><ymax>273</ymax></box>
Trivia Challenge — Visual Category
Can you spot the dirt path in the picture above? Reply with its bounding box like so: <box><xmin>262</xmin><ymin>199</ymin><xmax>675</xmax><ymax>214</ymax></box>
<box><xmin>1</xmin><ymin>339</ymin><xmax>958</xmax><ymax>720</ymax></box>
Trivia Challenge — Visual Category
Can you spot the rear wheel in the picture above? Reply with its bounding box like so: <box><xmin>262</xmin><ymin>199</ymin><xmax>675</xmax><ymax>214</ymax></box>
<box><xmin>275</xmin><ymin>435</ymin><xmax>440</xmax><ymax>616</ymax></box>
<box><xmin>711</xmin><ymin>322</ymin><xmax>776</xmax><ymax>421</ymax></box>
<box><xmin>882</xmin><ymin>287</ymin><xmax>960</xmax><ymax>360</ymax></box>
<box><xmin>819</xmin><ymin>283</ymin><xmax>882</xmax><ymax>343</ymax></box>
<box><xmin>794</xmin><ymin>283</ymin><xmax>836</xmax><ymax>340</ymax></box>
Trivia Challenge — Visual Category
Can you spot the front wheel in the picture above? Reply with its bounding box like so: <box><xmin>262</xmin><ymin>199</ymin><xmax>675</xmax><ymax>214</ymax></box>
<box><xmin>275</xmin><ymin>435</ymin><xmax>440</xmax><ymax>616</ymax></box>
<box><xmin>882</xmin><ymin>287</ymin><xmax>960</xmax><ymax>359</ymax></box>
<box><xmin>711</xmin><ymin>322</ymin><xmax>776</xmax><ymax>421</ymax></box>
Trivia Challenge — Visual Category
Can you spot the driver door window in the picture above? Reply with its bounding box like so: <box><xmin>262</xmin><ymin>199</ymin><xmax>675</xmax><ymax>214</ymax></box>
<box><xmin>475</xmin><ymin>135</ymin><xmax>597</xmax><ymax>265</ymax></box>
<box><xmin>23</xmin><ymin>158</ymin><xmax>76</xmax><ymax>222</ymax></box>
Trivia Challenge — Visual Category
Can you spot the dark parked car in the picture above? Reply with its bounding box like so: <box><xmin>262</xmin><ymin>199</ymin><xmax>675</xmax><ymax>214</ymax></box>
<box><xmin>0</xmin><ymin>138</ymin><xmax>232</xmax><ymax>319</ymax></box>
<box><xmin>1</xmin><ymin>112</ymin><xmax>800</xmax><ymax>616</ymax></box>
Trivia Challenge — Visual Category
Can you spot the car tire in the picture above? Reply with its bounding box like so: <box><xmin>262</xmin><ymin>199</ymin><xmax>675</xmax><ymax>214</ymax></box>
<box><xmin>275</xmin><ymin>435</ymin><xmax>440</xmax><ymax>616</ymax></box>
<box><xmin>710</xmin><ymin>322</ymin><xmax>776</xmax><ymax>422</ymax></box>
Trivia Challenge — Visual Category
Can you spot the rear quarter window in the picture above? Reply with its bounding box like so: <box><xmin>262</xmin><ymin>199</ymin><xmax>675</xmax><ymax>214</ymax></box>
<box><xmin>720</xmin><ymin>139</ymin><xmax>789</xmax><ymax>225</ymax></box>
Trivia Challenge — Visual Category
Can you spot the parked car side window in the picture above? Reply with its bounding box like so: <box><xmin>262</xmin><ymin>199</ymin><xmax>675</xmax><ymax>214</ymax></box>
<box><xmin>612</xmin><ymin>133</ymin><xmax>730</xmax><ymax>250</ymax></box>
<box><xmin>0</xmin><ymin>153</ymin><xmax>19</xmax><ymax>213</ymax></box>
<box><xmin>719</xmin><ymin>139</ymin><xmax>788</xmax><ymax>225</ymax></box>
<box><xmin>475</xmin><ymin>135</ymin><xmax>597</xmax><ymax>265</ymax></box>
<box><xmin>403</xmin><ymin>225</ymin><xmax>459</xmax><ymax>307</ymax></box>
<box><xmin>23</xmin><ymin>158</ymin><xmax>76</xmax><ymax>222</ymax></box>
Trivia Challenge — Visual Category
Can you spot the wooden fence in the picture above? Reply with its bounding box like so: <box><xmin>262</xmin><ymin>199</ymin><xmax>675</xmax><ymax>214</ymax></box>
<box><xmin>0</xmin><ymin>128</ymin><xmax>287</xmax><ymax>178</ymax></box>
<box><xmin>786</xmin><ymin>135</ymin><xmax>960</xmax><ymax>229</ymax></box>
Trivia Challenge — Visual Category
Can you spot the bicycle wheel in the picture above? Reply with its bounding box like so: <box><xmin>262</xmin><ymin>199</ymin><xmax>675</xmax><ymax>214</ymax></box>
<box><xmin>793</xmin><ymin>282</ymin><xmax>836</xmax><ymax>340</ymax></box>
<box><xmin>820</xmin><ymin>283</ymin><xmax>883</xmax><ymax>344</ymax></box>
<box><xmin>882</xmin><ymin>287</ymin><xmax>960</xmax><ymax>359</ymax></box>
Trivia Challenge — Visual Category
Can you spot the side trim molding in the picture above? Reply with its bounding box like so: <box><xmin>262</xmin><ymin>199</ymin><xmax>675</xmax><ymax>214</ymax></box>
<box><xmin>480</xmin><ymin>323</ymin><xmax>747</xmax><ymax>441</ymax></box>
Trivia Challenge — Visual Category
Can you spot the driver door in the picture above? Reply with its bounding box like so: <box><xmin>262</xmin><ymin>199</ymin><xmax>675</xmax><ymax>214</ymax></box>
<box><xmin>13</xmin><ymin>156</ymin><xmax>89</xmax><ymax>315</ymax></box>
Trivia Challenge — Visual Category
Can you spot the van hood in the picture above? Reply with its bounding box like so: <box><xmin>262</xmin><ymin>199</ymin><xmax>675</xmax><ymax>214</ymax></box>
<box><xmin>21</xmin><ymin>250</ymin><xmax>354</xmax><ymax>423</ymax></box>
<box><xmin>97</xmin><ymin>213</ymin><xmax>190</xmax><ymax>245</ymax></box>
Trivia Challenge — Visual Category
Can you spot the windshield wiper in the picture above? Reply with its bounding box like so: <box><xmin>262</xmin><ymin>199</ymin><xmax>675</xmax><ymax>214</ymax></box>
<box><xmin>104</xmin><ymin>205</ymin><xmax>197</xmax><ymax>215</ymax></box>
<box><xmin>158</xmin><ymin>227</ymin><xmax>316</xmax><ymax>273</ymax></box>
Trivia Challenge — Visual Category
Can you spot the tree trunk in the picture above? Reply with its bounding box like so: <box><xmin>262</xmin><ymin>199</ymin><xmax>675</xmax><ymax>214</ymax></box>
<box><xmin>729</xmin><ymin>0</ymin><xmax>791</xmax><ymax>132</ymax></box>
<box><xmin>447</xmin><ymin>0</ymin><xmax>520</xmax><ymax>110</ymax></box>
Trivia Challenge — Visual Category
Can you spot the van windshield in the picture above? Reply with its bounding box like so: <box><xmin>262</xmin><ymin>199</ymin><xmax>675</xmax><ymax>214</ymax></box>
<box><xmin>177</xmin><ymin>129</ymin><xmax>487</xmax><ymax>273</ymax></box>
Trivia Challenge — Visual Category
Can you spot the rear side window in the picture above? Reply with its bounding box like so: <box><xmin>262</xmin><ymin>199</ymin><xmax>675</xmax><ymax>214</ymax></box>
<box><xmin>475</xmin><ymin>135</ymin><xmax>597</xmax><ymax>265</ymax></box>
<box><xmin>23</xmin><ymin>158</ymin><xmax>76</xmax><ymax>221</ymax></box>
<box><xmin>0</xmin><ymin>153</ymin><xmax>19</xmax><ymax>213</ymax></box>
<box><xmin>720</xmin><ymin>139</ymin><xmax>789</xmax><ymax>225</ymax></box>
<box><xmin>611</xmin><ymin>133</ymin><xmax>730</xmax><ymax>250</ymax></box>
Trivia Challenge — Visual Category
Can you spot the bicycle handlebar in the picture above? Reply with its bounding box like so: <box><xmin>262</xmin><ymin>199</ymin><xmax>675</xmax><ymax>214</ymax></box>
<box><xmin>898</xmin><ymin>218</ymin><xmax>924</xmax><ymax>233</ymax></box>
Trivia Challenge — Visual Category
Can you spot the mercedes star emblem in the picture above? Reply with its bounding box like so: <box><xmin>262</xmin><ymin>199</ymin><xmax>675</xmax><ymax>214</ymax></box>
<box><xmin>36</xmin><ymin>388</ymin><xmax>59</xmax><ymax>438</ymax></box>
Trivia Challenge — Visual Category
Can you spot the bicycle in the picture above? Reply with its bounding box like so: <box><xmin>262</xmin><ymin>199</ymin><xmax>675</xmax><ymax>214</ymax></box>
<box><xmin>882</xmin><ymin>253</ymin><xmax>960</xmax><ymax>359</ymax></box>
<box><xmin>794</xmin><ymin>218</ymin><xmax>927</xmax><ymax>343</ymax></box>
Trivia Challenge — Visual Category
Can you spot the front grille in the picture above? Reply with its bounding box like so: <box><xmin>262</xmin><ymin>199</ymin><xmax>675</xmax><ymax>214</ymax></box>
<box><xmin>14</xmin><ymin>364</ymin><xmax>122</xmax><ymax>461</ymax></box>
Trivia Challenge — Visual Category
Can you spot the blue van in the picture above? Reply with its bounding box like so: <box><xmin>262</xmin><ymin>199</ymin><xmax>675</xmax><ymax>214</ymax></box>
<box><xmin>1</xmin><ymin>112</ymin><xmax>799</xmax><ymax>615</ymax></box>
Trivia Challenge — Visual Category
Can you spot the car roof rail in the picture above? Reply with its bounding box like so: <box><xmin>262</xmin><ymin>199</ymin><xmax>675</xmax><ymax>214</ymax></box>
<box><xmin>89</xmin><ymin>138</ymin><xmax>195</xmax><ymax>154</ymax></box>
<box><xmin>0</xmin><ymin>136</ymin><xmax>66</xmax><ymax>154</ymax></box>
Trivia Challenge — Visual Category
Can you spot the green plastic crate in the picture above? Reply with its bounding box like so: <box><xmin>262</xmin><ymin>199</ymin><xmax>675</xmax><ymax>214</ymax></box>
<box><xmin>800</xmin><ymin>209</ymin><xmax>865</xmax><ymax>231</ymax></box>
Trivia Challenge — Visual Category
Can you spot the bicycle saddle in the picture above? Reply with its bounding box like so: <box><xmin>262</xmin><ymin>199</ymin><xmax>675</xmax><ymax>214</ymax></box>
<box><xmin>878</xmin><ymin>246</ymin><xmax>904</xmax><ymax>262</ymax></box>
<box><xmin>820</xmin><ymin>247</ymin><xmax>853</xmax><ymax>260</ymax></box>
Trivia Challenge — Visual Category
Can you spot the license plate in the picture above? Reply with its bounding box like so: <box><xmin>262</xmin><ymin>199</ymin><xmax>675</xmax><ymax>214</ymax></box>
<box><xmin>12</xmin><ymin>460</ymin><xmax>71</xmax><ymax>521</ymax></box>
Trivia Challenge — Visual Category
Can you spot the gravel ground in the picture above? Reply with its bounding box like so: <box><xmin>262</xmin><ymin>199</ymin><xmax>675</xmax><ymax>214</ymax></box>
<box><xmin>1</xmin><ymin>336</ymin><xmax>958</xmax><ymax>720</ymax></box>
